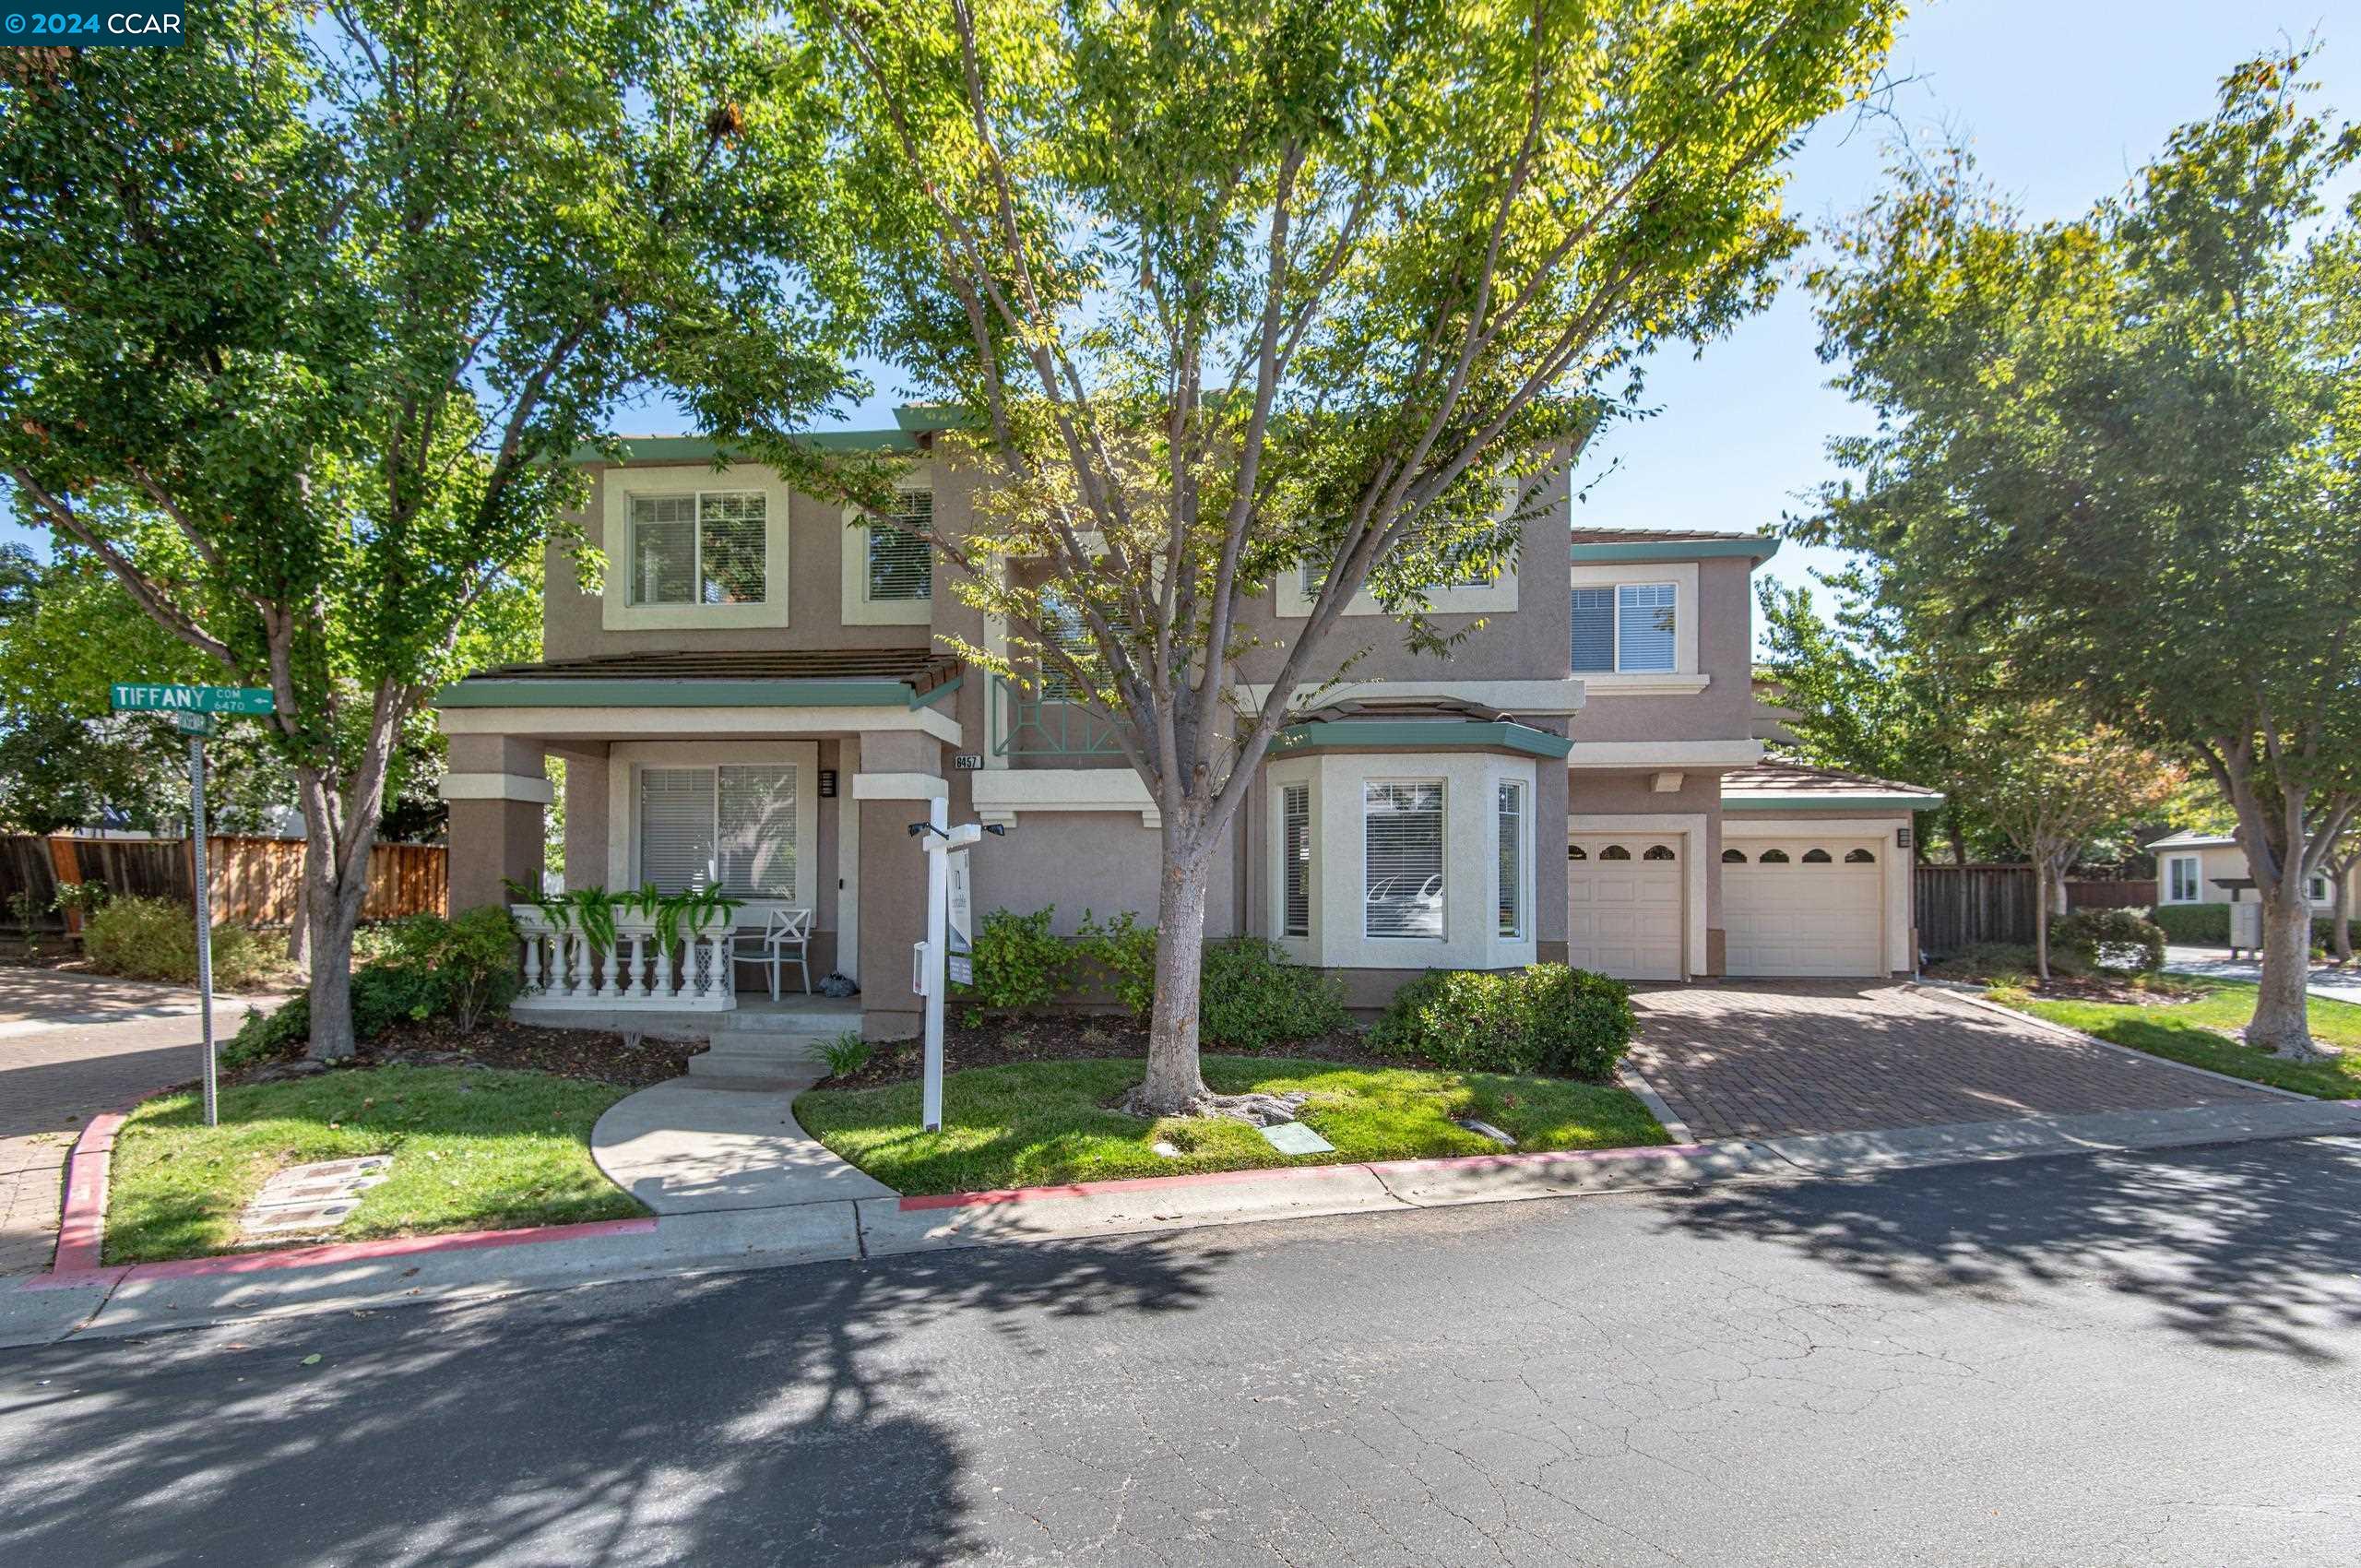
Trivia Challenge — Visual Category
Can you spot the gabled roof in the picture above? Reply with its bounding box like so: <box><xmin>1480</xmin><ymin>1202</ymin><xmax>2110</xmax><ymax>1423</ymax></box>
<box><xmin>2147</xmin><ymin>828</ymin><xmax>2239</xmax><ymax>850</ymax></box>
<box><xmin>1569</xmin><ymin>527</ymin><xmax>1780</xmax><ymax>564</ymax></box>
<box><xmin>1721</xmin><ymin>760</ymin><xmax>1946</xmax><ymax>811</ymax></box>
<box><xmin>436</xmin><ymin>647</ymin><xmax>962</xmax><ymax>709</ymax></box>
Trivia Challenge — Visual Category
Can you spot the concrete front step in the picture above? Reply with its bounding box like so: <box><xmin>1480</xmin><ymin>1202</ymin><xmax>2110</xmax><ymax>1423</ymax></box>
<box><xmin>689</xmin><ymin>1034</ymin><xmax>831</xmax><ymax>1082</ymax></box>
<box><xmin>513</xmin><ymin>1000</ymin><xmax>861</xmax><ymax>1045</ymax></box>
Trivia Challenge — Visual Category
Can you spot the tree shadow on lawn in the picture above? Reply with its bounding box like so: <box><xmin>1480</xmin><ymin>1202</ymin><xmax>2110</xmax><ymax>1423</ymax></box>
<box><xmin>0</xmin><ymin>1234</ymin><xmax>1230</xmax><ymax>1568</ymax></box>
<box><xmin>1659</xmin><ymin>1137</ymin><xmax>2361</xmax><ymax>1365</ymax></box>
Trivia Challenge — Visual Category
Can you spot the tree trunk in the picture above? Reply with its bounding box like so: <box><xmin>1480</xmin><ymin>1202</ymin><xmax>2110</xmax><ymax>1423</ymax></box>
<box><xmin>291</xmin><ymin>702</ymin><xmax>399</xmax><ymax>1063</ymax></box>
<box><xmin>2247</xmin><ymin>880</ymin><xmax>2330</xmax><ymax>1058</ymax></box>
<box><xmin>2033</xmin><ymin>854</ymin><xmax>2051</xmax><ymax>983</ymax></box>
<box><xmin>1135</xmin><ymin>835</ymin><xmax>1213</xmax><ymax>1115</ymax></box>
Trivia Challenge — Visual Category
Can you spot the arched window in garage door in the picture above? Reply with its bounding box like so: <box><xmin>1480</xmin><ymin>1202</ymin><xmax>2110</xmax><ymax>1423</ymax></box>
<box><xmin>1566</xmin><ymin>845</ymin><xmax>1587</xmax><ymax>861</ymax></box>
<box><xmin>1845</xmin><ymin>848</ymin><xmax>1877</xmax><ymax>863</ymax></box>
<box><xmin>1722</xmin><ymin>848</ymin><xmax>1747</xmax><ymax>862</ymax></box>
<box><xmin>1801</xmin><ymin>848</ymin><xmax>1833</xmax><ymax>863</ymax></box>
<box><xmin>1643</xmin><ymin>845</ymin><xmax>1676</xmax><ymax>861</ymax></box>
<box><xmin>1599</xmin><ymin>845</ymin><xmax>1631</xmax><ymax>861</ymax></box>
<box><xmin>1758</xmin><ymin>848</ymin><xmax>1790</xmax><ymax>863</ymax></box>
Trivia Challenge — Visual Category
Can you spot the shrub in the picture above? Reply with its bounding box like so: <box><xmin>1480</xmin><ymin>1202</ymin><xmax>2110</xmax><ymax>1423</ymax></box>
<box><xmin>82</xmin><ymin>895</ymin><xmax>279</xmax><ymax>989</ymax></box>
<box><xmin>956</xmin><ymin>907</ymin><xmax>1073</xmax><ymax>1017</ymax></box>
<box><xmin>1926</xmin><ymin>942</ymin><xmax>2040</xmax><ymax>984</ymax></box>
<box><xmin>1370</xmin><ymin>965</ymin><xmax>1634</xmax><ymax>1080</ymax></box>
<box><xmin>365</xmin><ymin>908</ymin><xmax>520</xmax><ymax>1031</ymax></box>
<box><xmin>1198</xmin><ymin>939</ymin><xmax>1349</xmax><ymax>1049</ymax></box>
<box><xmin>819</xmin><ymin>1031</ymin><xmax>872</xmax><ymax>1078</ymax></box>
<box><xmin>2148</xmin><ymin>904</ymin><xmax>2228</xmax><ymax>945</ymax></box>
<box><xmin>223</xmin><ymin>992</ymin><xmax>310</xmax><ymax>1070</ymax></box>
<box><xmin>1074</xmin><ymin>909</ymin><xmax>1157</xmax><ymax>1020</ymax></box>
<box><xmin>2049</xmin><ymin>908</ymin><xmax>2166</xmax><ymax>973</ymax></box>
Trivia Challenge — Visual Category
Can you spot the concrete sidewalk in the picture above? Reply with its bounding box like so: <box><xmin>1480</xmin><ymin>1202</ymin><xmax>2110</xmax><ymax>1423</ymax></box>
<box><xmin>2165</xmin><ymin>946</ymin><xmax>2361</xmax><ymax>1003</ymax></box>
<box><xmin>591</xmin><ymin>1077</ymin><xmax>893</xmax><ymax>1212</ymax></box>
<box><xmin>12</xmin><ymin>1093</ymin><xmax>2360</xmax><ymax>1351</ymax></box>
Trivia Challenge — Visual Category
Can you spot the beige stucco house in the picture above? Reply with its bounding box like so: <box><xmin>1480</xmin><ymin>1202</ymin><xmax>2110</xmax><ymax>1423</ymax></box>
<box><xmin>2150</xmin><ymin>829</ymin><xmax>2356</xmax><ymax>911</ymax></box>
<box><xmin>434</xmin><ymin>416</ymin><xmax>1946</xmax><ymax>1038</ymax></box>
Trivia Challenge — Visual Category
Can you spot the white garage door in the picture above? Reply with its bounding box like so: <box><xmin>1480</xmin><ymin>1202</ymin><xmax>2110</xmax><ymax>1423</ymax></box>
<box><xmin>1723</xmin><ymin>838</ymin><xmax>1885</xmax><ymax>977</ymax></box>
<box><xmin>1566</xmin><ymin>836</ymin><xmax>1684</xmax><ymax>980</ymax></box>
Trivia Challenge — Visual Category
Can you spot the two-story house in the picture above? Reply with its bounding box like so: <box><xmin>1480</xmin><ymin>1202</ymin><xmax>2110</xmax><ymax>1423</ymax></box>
<box><xmin>434</xmin><ymin>414</ymin><xmax>1942</xmax><ymax>1039</ymax></box>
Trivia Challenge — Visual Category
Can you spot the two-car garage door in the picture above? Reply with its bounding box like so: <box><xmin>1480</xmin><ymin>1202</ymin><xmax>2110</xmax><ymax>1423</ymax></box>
<box><xmin>1565</xmin><ymin>831</ymin><xmax>1890</xmax><ymax>980</ymax></box>
<box><xmin>1722</xmin><ymin>838</ymin><xmax>1884</xmax><ymax>977</ymax></box>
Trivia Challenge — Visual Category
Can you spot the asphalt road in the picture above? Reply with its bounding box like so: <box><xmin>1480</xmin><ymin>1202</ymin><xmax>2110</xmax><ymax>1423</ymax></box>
<box><xmin>5</xmin><ymin>1139</ymin><xmax>2360</xmax><ymax>1567</ymax></box>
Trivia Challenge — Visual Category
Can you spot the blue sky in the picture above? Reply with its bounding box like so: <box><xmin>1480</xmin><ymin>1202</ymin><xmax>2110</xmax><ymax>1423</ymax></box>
<box><xmin>12</xmin><ymin>1</ymin><xmax>2357</xmax><ymax>625</ymax></box>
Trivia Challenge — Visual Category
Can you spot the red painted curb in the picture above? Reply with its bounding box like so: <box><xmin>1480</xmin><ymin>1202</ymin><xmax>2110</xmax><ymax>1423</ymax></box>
<box><xmin>48</xmin><ymin>1111</ymin><xmax>129</xmax><ymax>1274</ymax></box>
<box><xmin>113</xmin><ymin>1216</ymin><xmax>661</xmax><ymax>1281</ymax></box>
<box><xmin>896</xmin><ymin>1139</ymin><xmax>1704</xmax><ymax>1211</ymax></box>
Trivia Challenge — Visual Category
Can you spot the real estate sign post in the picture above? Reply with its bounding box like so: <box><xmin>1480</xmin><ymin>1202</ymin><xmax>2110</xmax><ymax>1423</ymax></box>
<box><xmin>109</xmin><ymin>684</ymin><xmax>274</xmax><ymax>1127</ymax></box>
<box><xmin>912</xmin><ymin>808</ymin><xmax>1003</xmax><ymax>1134</ymax></box>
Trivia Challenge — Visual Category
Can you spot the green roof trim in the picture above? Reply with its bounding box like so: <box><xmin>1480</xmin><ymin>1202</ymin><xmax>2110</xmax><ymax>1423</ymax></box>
<box><xmin>1275</xmin><ymin>719</ymin><xmax>1573</xmax><ymax>760</ymax></box>
<box><xmin>435</xmin><ymin>677</ymin><xmax>933</xmax><ymax>709</ymax></box>
<box><xmin>1722</xmin><ymin>792</ymin><xmax>1948</xmax><ymax>813</ymax></box>
<box><xmin>908</xmin><ymin>673</ymin><xmax>962</xmax><ymax>709</ymax></box>
<box><xmin>568</xmin><ymin>430</ymin><xmax>920</xmax><ymax>467</ymax></box>
<box><xmin>1569</xmin><ymin>536</ymin><xmax>1781</xmax><ymax>564</ymax></box>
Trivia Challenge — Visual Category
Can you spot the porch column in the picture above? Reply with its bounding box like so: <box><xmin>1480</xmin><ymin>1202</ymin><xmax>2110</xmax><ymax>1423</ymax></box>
<box><xmin>851</xmin><ymin>731</ymin><xmax>946</xmax><ymax>1041</ymax></box>
<box><xmin>441</xmin><ymin>734</ymin><xmax>551</xmax><ymax>913</ymax></box>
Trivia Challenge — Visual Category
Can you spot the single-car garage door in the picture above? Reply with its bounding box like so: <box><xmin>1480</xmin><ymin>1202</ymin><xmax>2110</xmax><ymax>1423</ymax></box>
<box><xmin>1566</xmin><ymin>836</ymin><xmax>1684</xmax><ymax>980</ymax></box>
<box><xmin>1722</xmin><ymin>838</ymin><xmax>1885</xmax><ymax>977</ymax></box>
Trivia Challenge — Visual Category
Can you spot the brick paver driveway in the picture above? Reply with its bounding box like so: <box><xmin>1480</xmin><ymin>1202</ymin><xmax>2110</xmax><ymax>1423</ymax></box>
<box><xmin>0</xmin><ymin>971</ymin><xmax>270</xmax><ymax>1277</ymax></box>
<box><xmin>1625</xmin><ymin>980</ymin><xmax>2284</xmax><ymax>1142</ymax></box>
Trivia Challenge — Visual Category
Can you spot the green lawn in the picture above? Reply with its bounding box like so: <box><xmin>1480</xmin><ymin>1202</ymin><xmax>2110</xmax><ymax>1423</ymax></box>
<box><xmin>2006</xmin><ymin>980</ymin><xmax>2361</xmax><ymax>1100</ymax></box>
<box><xmin>105</xmin><ymin>1064</ymin><xmax>643</xmax><ymax>1265</ymax></box>
<box><xmin>794</xmin><ymin>1055</ymin><xmax>1668</xmax><ymax>1195</ymax></box>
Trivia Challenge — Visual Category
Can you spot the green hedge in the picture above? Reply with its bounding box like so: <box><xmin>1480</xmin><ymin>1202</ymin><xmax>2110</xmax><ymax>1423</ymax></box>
<box><xmin>2148</xmin><ymin>903</ymin><xmax>2344</xmax><ymax>947</ymax></box>
<box><xmin>83</xmin><ymin>896</ymin><xmax>281</xmax><ymax>991</ymax></box>
<box><xmin>1370</xmin><ymin>965</ymin><xmax>1634</xmax><ymax>1081</ymax></box>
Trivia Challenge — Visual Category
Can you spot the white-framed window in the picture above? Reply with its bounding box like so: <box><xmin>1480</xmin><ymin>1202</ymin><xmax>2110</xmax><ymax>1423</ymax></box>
<box><xmin>636</xmin><ymin>763</ymin><xmax>801</xmax><ymax>900</ymax></box>
<box><xmin>1571</xmin><ymin>582</ymin><xmax>1677</xmax><ymax>673</ymax></box>
<box><xmin>1364</xmin><ymin>780</ymin><xmax>1445</xmax><ymax>939</ymax></box>
<box><xmin>1496</xmin><ymin>779</ymin><xmax>1525</xmax><ymax>939</ymax></box>
<box><xmin>1281</xmin><ymin>783</ymin><xmax>1312</xmax><ymax>938</ymax></box>
<box><xmin>2165</xmin><ymin>854</ymin><xmax>2201</xmax><ymax>904</ymax></box>
<box><xmin>2310</xmin><ymin>873</ymin><xmax>2331</xmax><ymax>903</ymax></box>
<box><xmin>866</xmin><ymin>490</ymin><xmax>933</xmax><ymax>602</ymax></box>
<box><xmin>627</xmin><ymin>491</ymin><xmax>767</xmax><ymax>607</ymax></box>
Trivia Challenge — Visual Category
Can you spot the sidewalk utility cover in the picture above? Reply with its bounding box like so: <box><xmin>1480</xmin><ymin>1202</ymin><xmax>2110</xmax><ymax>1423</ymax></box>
<box><xmin>1259</xmin><ymin>1122</ymin><xmax>1335</xmax><ymax>1156</ymax></box>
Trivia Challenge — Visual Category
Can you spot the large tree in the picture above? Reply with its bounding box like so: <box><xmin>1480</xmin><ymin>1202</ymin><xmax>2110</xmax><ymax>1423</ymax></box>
<box><xmin>1799</xmin><ymin>52</ymin><xmax>2361</xmax><ymax>1058</ymax></box>
<box><xmin>1755</xmin><ymin>564</ymin><xmax>1995</xmax><ymax>864</ymax></box>
<box><xmin>785</xmin><ymin>0</ymin><xmax>1901</xmax><ymax>1115</ymax></box>
<box><xmin>0</xmin><ymin>2</ymin><xmax>860</xmax><ymax>1052</ymax></box>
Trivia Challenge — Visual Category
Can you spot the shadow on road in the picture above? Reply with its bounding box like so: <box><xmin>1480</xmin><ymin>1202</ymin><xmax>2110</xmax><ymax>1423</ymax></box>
<box><xmin>1659</xmin><ymin>1137</ymin><xmax>2361</xmax><ymax>1363</ymax></box>
<box><xmin>0</xmin><ymin>1234</ymin><xmax>1229</xmax><ymax>1568</ymax></box>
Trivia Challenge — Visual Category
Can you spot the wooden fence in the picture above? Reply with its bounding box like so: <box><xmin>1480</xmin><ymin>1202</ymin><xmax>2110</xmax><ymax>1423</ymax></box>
<box><xmin>1914</xmin><ymin>864</ymin><xmax>2037</xmax><ymax>955</ymax></box>
<box><xmin>1914</xmin><ymin>865</ymin><xmax>2163</xmax><ymax>954</ymax></box>
<box><xmin>0</xmin><ymin>835</ymin><xmax>446</xmax><ymax>933</ymax></box>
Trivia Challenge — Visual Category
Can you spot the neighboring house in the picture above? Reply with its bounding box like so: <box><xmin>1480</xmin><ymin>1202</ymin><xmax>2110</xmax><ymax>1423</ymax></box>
<box><xmin>433</xmin><ymin>418</ymin><xmax>1947</xmax><ymax>1038</ymax></box>
<box><xmin>2149</xmin><ymin>829</ymin><xmax>2356</xmax><ymax>911</ymax></box>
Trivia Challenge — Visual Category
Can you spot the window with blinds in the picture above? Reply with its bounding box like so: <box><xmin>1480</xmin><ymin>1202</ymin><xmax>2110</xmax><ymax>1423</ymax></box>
<box><xmin>627</xmin><ymin>492</ymin><xmax>766</xmax><ymax>607</ymax></box>
<box><xmin>1281</xmin><ymin>784</ymin><xmax>1311</xmax><ymax>938</ymax></box>
<box><xmin>1038</xmin><ymin>592</ymin><xmax>1097</xmax><ymax>700</ymax></box>
<box><xmin>867</xmin><ymin>490</ymin><xmax>933</xmax><ymax>601</ymax></box>
<box><xmin>637</xmin><ymin>764</ymin><xmax>798</xmax><ymax>898</ymax></box>
<box><xmin>1364</xmin><ymin>781</ymin><xmax>1444</xmax><ymax>939</ymax></box>
<box><xmin>1572</xmin><ymin>581</ymin><xmax>1677</xmax><ymax>671</ymax></box>
<box><xmin>1497</xmin><ymin>780</ymin><xmax>1525</xmax><ymax>938</ymax></box>
<box><xmin>637</xmin><ymin>767</ymin><xmax>718</xmax><ymax>894</ymax></box>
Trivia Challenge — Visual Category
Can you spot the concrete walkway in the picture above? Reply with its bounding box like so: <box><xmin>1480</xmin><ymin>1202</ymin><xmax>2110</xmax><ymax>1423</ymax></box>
<box><xmin>590</xmin><ymin>1076</ymin><xmax>893</xmax><ymax>1214</ymax></box>
<box><xmin>2165</xmin><ymin>945</ymin><xmax>2361</xmax><ymax>1003</ymax></box>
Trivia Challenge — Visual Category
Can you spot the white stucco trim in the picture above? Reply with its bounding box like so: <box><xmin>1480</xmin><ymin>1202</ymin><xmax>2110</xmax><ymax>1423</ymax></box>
<box><xmin>440</xmin><ymin>705</ymin><xmax>962</xmax><ymax>746</ymax></box>
<box><xmin>437</xmin><ymin>771</ymin><xmax>554</xmax><ymax>805</ymax></box>
<box><xmin>1568</xmin><ymin>813</ymin><xmax>1709</xmax><ymax>977</ymax></box>
<box><xmin>600</xmin><ymin>463</ymin><xmax>793</xmax><ymax>632</ymax></box>
<box><xmin>1720</xmin><ymin>815</ymin><xmax>1912</xmax><ymax>972</ymax></box>
<box><xmin>850</xmin><ymin>772</ymin><xmax>949</xmax><ymax>801</ymax></box>
<box><xmin>837</xmin><ymin>766</ymin><xmax>860</xmax><ymax>982</ymax></box>
<box><xmin>971</xmin><ymin>767</ymin><xmax>1160</xmax><ymax>828</ymax></box>
<box><xmin>605</xmin><ymin>741</ymin><xmax>822</xmax><ymax>909</ymax></box>
<box><xmin>1566</xmin><ymin>739</ymin><xmax>1763</xmax><ymax>769</ymax></box>
<box><xmin>838</xmin><ymin>473</ymin><xmax>936</xmax><ymax>627</ymax></box>
<box><xmin>1569</xmin><ymin>561</ymin><xmax>1699</xmax><ymax>676</ymax></box>
<box><xmin>1578</xmin><ymin>672</ymin><xmax>1712</xmax><ymax>696</ymax></box>
<box><xmin>1234</xmin><ymin>678</ymin><xmax>1586</xmax><ymax>716</ymax></box>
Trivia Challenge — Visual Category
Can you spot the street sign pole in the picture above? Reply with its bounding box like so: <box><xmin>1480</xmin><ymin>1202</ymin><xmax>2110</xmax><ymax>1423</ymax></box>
<box><xmin>182</xmin><ymin>717</ymin><xmax>219</xmax><ymax>1128</ymax></box>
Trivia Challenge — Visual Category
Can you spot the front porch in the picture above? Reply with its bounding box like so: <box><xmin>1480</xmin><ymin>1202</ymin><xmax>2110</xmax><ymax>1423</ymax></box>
<box><xmin>435</xmin><ymin>646</ymin><xmax>967</xmax><ymax>1041</ymax></box>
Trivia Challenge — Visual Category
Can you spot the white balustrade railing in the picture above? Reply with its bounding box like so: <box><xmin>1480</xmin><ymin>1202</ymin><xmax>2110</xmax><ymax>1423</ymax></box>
<box><xmin>509</xmin><ymin>906</ymin><xmax>738</xmax><ymax>1013</ymax></box>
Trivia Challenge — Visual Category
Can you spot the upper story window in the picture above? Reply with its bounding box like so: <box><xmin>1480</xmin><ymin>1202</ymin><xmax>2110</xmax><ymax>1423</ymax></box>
<box><xmin>866</xmin><ymin>490</ymin><xmax>933</xmax><ymax>602</ymax></box>
<box><xmin>1572</xmin><ymin>582</ymin><xmax>1677</xmax><ymax>673</ymax></box>
<box><xmin>629</xmin><ymin>491</ymin><xmax>766</xmax><ymax>607</ymax></box>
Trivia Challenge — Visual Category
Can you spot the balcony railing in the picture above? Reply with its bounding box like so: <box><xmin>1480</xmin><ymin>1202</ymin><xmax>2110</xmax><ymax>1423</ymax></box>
<box><xmin>991</xmin><ymin>675</ymin><xmax>1129</xmax><ymax>758</ymax></box>
<box><xmin>509</xmin><ymin>906</ymin><xmax>738</xmax><ymax>1013</ymax></box>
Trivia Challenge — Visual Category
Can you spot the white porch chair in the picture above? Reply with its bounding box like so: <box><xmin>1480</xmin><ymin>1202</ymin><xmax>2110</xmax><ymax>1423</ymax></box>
<box><xmin>730</xmin><ymin>908</ymin><xmax>813</xmax><ymax>1001</ymax></box>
